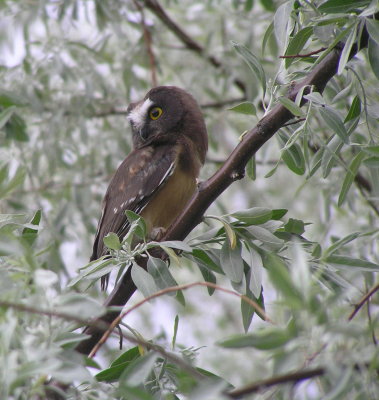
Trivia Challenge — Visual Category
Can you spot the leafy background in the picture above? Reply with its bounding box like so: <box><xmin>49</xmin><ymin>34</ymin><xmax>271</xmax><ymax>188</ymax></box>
<box><xmin>0</xmin><ymin>0</ymin><xmax>379</xmax><ymax>399</ymax></box>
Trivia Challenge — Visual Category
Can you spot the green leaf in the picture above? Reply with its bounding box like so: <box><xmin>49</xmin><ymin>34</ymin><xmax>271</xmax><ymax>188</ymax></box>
<box><xmin>363</xmin><ymin>145</ymin><xmax>379</xmax><ymax>155</ymax></box>
<box><xmin>344</xmin><ymin>95</ymin><xmax>361</xmax><ymax>122</ymax></box>
<box><xmin>271</xmin><ymin>209</ymin><xmax>288</xmax><ymax>220</ymax></box>
<box><xmin>228</xmin><ymin>101</ymin><xmax>256</xmax><ymax>115</ymax></box>
<box><xmin>318</xmin><ymin>0</ymin><xmax>370</xmax><ymax>14</ymax></box>
<box><xmin>319</xmin><ymin>106</ymin><xmax>349</xmax><ymax>144</ymax></box>
<box><xmin>157</xmin><ymin>240</ymin><xmax>192</xmax><ymax>253</ymax></box>
<box><xmin>198</xmin><ymin>263</ymin><xmax>217</xmax><ymax>295</ymax></box>
<box><xmin>246</xmin><ymin>156</ymin><xmax>256</xmax><ymax>180</ymax></box>
<box><xmin>368</xmin><ymin>38</ymin><xmax>379</xmax><ymax>80</ymax></box>
<box><xmin>147</xmin><ymin>256</ymin><xmax>185</xmax><ymax>305</ymax></box>
<box><xmin>260</xmin><ymin>0</ymin><xmax>275</xmax><ymax>12</ymax></box>
<box><xmin>363</xmin><ymin>156</ymin><xmax>379</xmax><ymax>167</ymax></box>
<box><xmin>325</xmin><ymin>255</ymin><xmax>379</xmax><ymax>271</ymax></box>
<box><xmin>231</xmin><ymin>207</ymin><xmax>273</xmax><ymax>225</ymax></box>
<box><xmin>118</xmin><ymin>386</ymin><xmax>156</xmax><ymax>400</ymax></box>
<box><xmin>263</xmin><ymin>253</ymin><xmax>303</xmax><ymax>306</ymax></box>
<box><xmin>241</xmin><ymin>287</ymin><xmax>262</xmax><ymax>333</ymax></box>
<box><xmin>366</xmin><ymin>19</ymin><xmax>379</xmax><ymax>46</ymax></box>
<box><xmin>284</xmin><ymin>218</ymin><xmax>305</xmax><ymax>235</ymax></box>
<box><xmin>247</xmin><ymin>225</ymin><xmax>283</xmax><ymax>247</ymax></box>
<box><xmin>262</xmin><ymin>21</ymin><xmax>274</xmax><ymax>54</ymax></box>
<box><xmin>242</xmin><ymin>246</ymin><xmax>263</xmax><ymax>298</ymax></box>
<box><xmin>218</xmin><ymin>328</ymin><xmax>291</xmax><ymax>349</ymax></box>
<box><xmin>125</xmin><ymin>210</ymin><xmax>147</xmax><ymax>239</ymax></box>
<box><xmin>282</xmin><ymin>143</ymin><xmax>306</xmax><ymax>175</ymax></box>
<box><xmin>232</xmin><ymin>41</ymin><xmax>266</xmax><ymax>97</ymax></box>
<box><xmin>0</xmin><ymin>106</ymin><xmax>15</xmax><ymax>129</ymax></box>
<box><xmin>21</xmin><ymin>210</ymin><xmax>41</xmax><ymax>247</ymax></box>
<box><xmin>131</xmin><ymin>264</ymin><xmax>159</xmax><ymax>298</ymax></box>
<box><xmin>191</xmin><ymin>248</ymin><xmax>223</xmax><ymax>274</ymax></box>
<box><xmin>172</xmin><ymin>315</ymin><xmax>179</xmax><ymax>349</ymax></box>
<box><xmin>321</xmin><ymin>135</ymin><xmax>344</xmax><ymax>178</ymax></box>
<box><xmin>220</xmin><ymin>240</ymin><xmax>244</xmax><ymax>283</ymax></box>
<box><xmin>284</xmin><ymin>26</ymin><xmax>313</xmax><ymax>68</ymax></box>
<box><xmin>337</xmin><ymin>22</ymin><xmax>358</xmax><ymax>75</ymax></box>
<box><xmin>338</xmin><ymin>150</ymin><xmax>365</xmax><ymax>207</ymax></box>
<box><xmin>5</xmin><ymin>113</ymin><xmax>28</xmax><ymax>142</ymax></box>
<box><xmin>103</xmin><ymin>232</ymin><xmax>121</xmax><ymax>250</ymax></box>
<box><xmin>324</xmin><ymin>232</ymin><xmax>362</xmax><ymax>256</ymax></box>
<box><xmin>278</xmin><ymin>97</ymin><xmax>304</xmax><ymax>117</ymax></box>
<box><xmin>0</xmin><ymin>166</ymin><xmax>26</xmax><ymax>199</ymax></box>
<box><xmin>96</xmin><ymin>347</ymin><xmax>140</xmax><ymax>382</ymax></box>
<box><xmin>120</xmin><ymin>352</ymin><xmax>159</xmax><ymax>386</ymax></box>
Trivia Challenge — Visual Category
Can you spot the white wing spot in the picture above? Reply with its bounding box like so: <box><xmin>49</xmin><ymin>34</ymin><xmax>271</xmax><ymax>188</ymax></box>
<box><xmin>113</xmin><ymin>207</ymin><xmax>118</xmax><ymax>214</ymax></box>
<box><xmin>127</xmin><ymin>98</ymin><xmax>153</xmax><ymax>130</ymax></box>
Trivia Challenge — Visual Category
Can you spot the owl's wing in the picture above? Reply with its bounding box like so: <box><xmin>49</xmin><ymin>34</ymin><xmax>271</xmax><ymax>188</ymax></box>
<box><xmin>90</xmin><ymin>144</ymin><xmax>177</xmax><ymax>261</ymax></box>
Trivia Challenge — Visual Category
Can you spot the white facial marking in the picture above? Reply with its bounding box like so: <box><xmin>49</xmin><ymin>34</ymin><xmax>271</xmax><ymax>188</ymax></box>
<box><xmin>127</xmin><ymin>98</ymin><xmax>153</xmax><ymax>130</ymax></box>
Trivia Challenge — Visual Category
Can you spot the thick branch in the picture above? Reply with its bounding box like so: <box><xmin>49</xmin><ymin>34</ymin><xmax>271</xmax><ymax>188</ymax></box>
<box><xmin>75</xmin><ymin>19</ymin><xmax>371</xmax><ymax>356</ymax></box>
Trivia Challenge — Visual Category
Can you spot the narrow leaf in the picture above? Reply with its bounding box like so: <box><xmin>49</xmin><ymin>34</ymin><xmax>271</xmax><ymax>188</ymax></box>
<box><xmin>284</xmin><ymin>26</ymin><xmax>313</xmax><ymax>68</ymax></box>
<box><xmin>344</xmin><ymin>95</ymin><xmax>361</xmax><ymax>123</ymax></box>
<box><xmin>231</xmin><ymin>207</ymin><xmax>272</xmax><ymax>225</ymax></box>
<box><xmin>338</xmin><ymin>151</ymin><xmax>365</xmax><ymax>206</ymax></box>
<box><xmin>368</xmin><ymin>38</ymin><xmax>379</xmax><ymax>80</ymax></box>
<box><xmin>131</xmin><ymin>264</ymin><xmax>159</xmax><ymax>298</ymax></box>
<box><xmin>22</xmin><ymin>209</ymin><xmax>42</xmax><ymax>246</ymax></box>
<box><xmin>319</xmin><ymin>106</ymin><xmax>349</xmax><ymax>144</ymax></box>
<box><xmin>318</xmin><ymin>0</ymin><xmax>370</xmax><ymax>14</ymax></box>
<box><xmin>120</xmin><ymin>352</ymin><xmax>159</xmax><ymax>386</ymax></box>
<box><xmin>232</xmin><ymin>41</ymin><xmax>266</xmax><ymax>97</ymax></box>
<box><xmin>220</xmin><ymin>240</ymin><xmax>244</xmax><ymax>283</ymax></box>
<box><xmin>229</xmin><ymin>102</ymin><xmax>256</xmax><ymax>115</ymax></box>
<box><xmin>338</xmin><ymin>22</ymin><xmax>358</xmax><ymax>75</ymax></box>
<box><xmin>278</xmin><ymin>97</ymin><xmax>304</xmax><ymax>117</ymax></box>
<box><xmin>325</xmin><ymin>255</ymin><xmax>379</xmax><ymax>271</ymax></box>
<box><xmin>218</xmin><ymin>329</ymin><xmax>291</xmax><ymax>349</ymax></box>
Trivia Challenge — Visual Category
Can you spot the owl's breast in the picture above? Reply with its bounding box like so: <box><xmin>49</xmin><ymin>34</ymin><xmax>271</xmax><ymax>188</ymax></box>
<box><xmin>140</xmin><ymin>161</ymin><xmax>197</xmax><ymax>234</ymax></box>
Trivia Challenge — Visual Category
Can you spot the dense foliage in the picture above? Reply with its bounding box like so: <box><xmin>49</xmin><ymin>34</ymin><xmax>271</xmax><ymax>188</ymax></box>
<box><xmin>0</xmin><ymin>0</ymin><xmax>379</xmax><ymax>399</ymax></box>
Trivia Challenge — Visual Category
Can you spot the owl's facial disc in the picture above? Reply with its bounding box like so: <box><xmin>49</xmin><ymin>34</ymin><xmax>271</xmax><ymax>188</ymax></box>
<box><xmin>127</xmin><ymin>98</ymin><xmax>153</xmax><ymax>137</ymax></box>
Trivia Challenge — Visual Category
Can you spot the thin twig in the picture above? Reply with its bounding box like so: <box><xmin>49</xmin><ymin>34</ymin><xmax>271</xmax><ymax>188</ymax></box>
<box><xmin>279</xmin><ymin>47</ymin><xmax>327</xmax><ymax>59</ymax></box>
<box><xmin>133</xmin><ymin>0</ymin><xmax>158</xmax><ymax>86</ymax></box>
<box><xmin>348</xmin><ymin>283</ymin><xmax>379</xmax><ymax>321</ymax></box>
<box><xmin>282</xmin><ymin>117</ymin><xmax>306</xmax><ymax>127</ymax></box>
<box><xmin>227</xmin><ymin>367</ymin><xmax>325</xmax><ymax>398</ymax></box>
<box><xmin>89</xmin><ymin>281</ymin><xmax>272</xmax><ymax>357</ymax></box>
<box><xmin>142</xmin><ymin>0</ymin><xmax>246</xmax><ymax>93</ymax></box>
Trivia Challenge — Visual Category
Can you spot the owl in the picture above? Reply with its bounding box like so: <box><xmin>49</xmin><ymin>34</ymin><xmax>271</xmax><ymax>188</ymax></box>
<box><xmin>90</xmin><ymin>86</ymin><xmax>208</xmax><ymax>288</ymax></box>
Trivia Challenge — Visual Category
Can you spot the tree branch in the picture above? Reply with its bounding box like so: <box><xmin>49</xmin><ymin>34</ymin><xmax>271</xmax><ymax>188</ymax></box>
<box><xmin>75</xmin><ymin>14</ymin><xmax>372</xmax><ymax>356</ymax></box>
<box><xmin>226</xmin><ymin>367</ymin><xmax>325</xmax><ymax>398</ymax></box>
<box><xmin>348</xmin><ymin>283</ymin><xmax>379</xmax><ymax>321</ymax></box>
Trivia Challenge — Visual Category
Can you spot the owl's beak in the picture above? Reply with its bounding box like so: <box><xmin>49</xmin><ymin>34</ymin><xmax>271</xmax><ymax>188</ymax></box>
<box><xmin>139</xmin><ymin>125</ymin><xmax>149</xmax><ymax>141</ymax></box>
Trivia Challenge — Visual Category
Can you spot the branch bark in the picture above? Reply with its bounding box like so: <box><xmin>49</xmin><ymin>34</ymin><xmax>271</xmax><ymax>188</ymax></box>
<box><xmin>75</xmin><ymin>16</ymin><xmax>371</xmax><ymax>356</ymax></box>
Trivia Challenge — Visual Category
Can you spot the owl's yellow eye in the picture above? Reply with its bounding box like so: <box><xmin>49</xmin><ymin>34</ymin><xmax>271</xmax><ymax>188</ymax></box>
<box><xmin>149</xmin><ymin>106</ymin><xmax>163</xmax><ymax>120</ymax></box>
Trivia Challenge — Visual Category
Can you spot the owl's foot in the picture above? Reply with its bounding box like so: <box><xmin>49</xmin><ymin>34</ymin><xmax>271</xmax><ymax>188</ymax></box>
<box><xmin>150</xmin><ymin>227</ymin><xmax>167</xmax><ymax>242</ymax></box>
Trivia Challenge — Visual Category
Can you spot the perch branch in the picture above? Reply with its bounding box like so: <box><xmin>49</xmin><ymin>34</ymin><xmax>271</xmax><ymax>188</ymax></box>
<box><xmin>75</xmin><ymin>15</ymin><xmax>371</xmax><ymax>356</ymax></box>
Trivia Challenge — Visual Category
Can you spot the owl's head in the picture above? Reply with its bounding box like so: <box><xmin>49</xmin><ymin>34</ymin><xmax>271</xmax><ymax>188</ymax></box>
<box><xmin>127</xmin><ymin>86</ymin><xmax>208</xmax><ymax>163</ymax></box>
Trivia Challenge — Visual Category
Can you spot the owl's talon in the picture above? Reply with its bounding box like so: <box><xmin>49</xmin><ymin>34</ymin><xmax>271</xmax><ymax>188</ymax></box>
<box><xmin>150</xmin><ymin>227</ymin><xmax>167</xmax><ymax>241</ymax></box>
